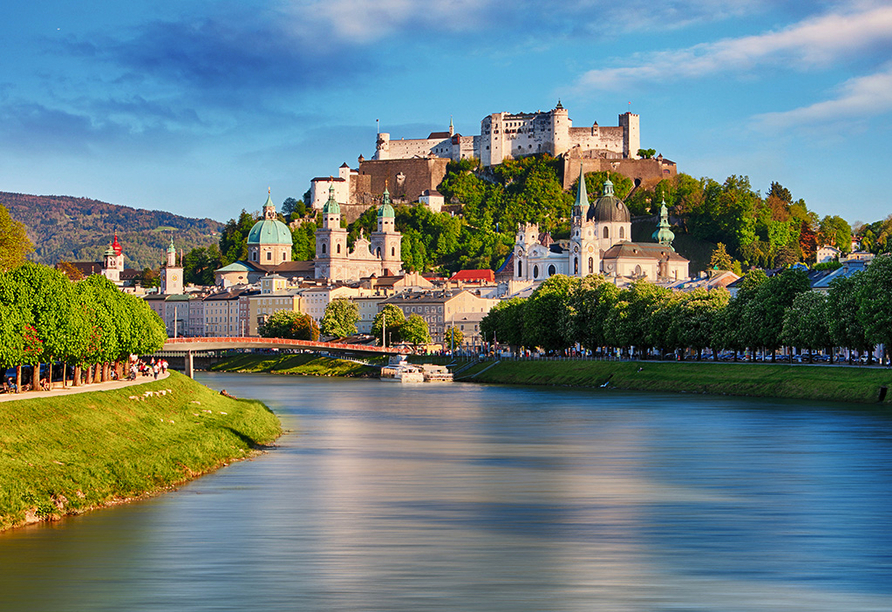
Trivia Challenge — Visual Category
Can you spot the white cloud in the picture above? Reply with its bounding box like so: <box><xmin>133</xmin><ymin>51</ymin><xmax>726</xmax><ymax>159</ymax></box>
<box><xmin>574</xmin><ymin>4</ymin><xmax>892</xmax><ymax>91</ymax></box>
<box><xmin>292</xmin><ymin>0</ymin><xmax>492</xmax><ymax>44</ymax></box>
<box><xmin>755</xmin><ymin>63</ymin><xmax>892</xmax><ymax>126</ymax></box>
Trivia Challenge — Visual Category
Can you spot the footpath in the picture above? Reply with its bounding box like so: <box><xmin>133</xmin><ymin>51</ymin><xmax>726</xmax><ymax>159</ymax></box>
<box><xmin>0</xmin><ymin>371</ymin><xmax>171</xmax><ymax>403</ymax></box>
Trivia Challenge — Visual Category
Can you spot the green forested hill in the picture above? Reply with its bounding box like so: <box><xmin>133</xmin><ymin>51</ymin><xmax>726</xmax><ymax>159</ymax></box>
<box><xmin>0</xmin><ymin>192</ymin><xmax>223</xmax><ymax>269</ymax></box>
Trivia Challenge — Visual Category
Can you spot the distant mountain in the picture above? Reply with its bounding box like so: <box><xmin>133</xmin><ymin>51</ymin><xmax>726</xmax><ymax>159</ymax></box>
<box><xmin>0</xmin><ymin>192</ymin><xmax>225</xmax><ymax>270</ymax></box>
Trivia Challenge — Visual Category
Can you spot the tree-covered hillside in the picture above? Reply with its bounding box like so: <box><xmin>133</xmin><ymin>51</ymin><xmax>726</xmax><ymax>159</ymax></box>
<box><xmin>200</xmin><ymin>154</ymin><xmax>879</xmax><ymax>280</ymax></box>
<box><xmin>0</xmin><ymin>192</ymin><xmax>223</xmax><ymax>269</ymax></box>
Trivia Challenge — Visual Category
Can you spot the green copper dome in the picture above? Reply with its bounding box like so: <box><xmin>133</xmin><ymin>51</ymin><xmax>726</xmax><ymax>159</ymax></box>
<box><xmin>247</xmin><ymin>218</ymin><xmax>292</xmax><ymax>245</ymax></box>
<box><xmin>167</xmin><ymin>238</ymin><xmax>176</xmax><ymax>254</ymax></box>
<box><xmin>378</xmin><ymin>187</ymin><xmax>395</xmax><ymax>218</ymax></box>
<box><xmin>247</xmin><ymin>191</ymin><xmax>293</xmax><ymax>246</ymax></box>
<box><xmin>322</xmin><ymin>184</ymin><xmax>340</xmax><ymax>215</ymax></box>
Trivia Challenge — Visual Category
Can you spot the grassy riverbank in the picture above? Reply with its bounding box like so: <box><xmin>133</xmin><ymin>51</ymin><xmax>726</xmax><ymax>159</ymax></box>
<box><xmin>205</xmin><ymin>352</ymin><xmax>892</xmax><ymax>405</ymax></box>
<box><xmin>457</xmin><ymin>359</ymin><xmax>892</xmax><ymax>405</ymax></box>
<box><xmin>209</xmin><ymin>353</ymin><xmax>379</xmax><ymax>377</ymax></box>
<box><xmin>0</xmin><ymin>371</ymin><xmax>281</xmax><ymax>532</ymax></box>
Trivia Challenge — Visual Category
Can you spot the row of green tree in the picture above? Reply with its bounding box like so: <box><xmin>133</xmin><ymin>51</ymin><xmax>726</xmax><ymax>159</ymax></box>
<box><xmin>0</xmin><ymin>263</ymin><xmax>167</xmax><ymax>393</ymax></box>
<box><xmin>480</xmin><ymin>255</ymin><xmax>892</xmax><ymax>363</ymax></box>
<box><xmin>256</xmin><ymin>298</ymin><xmax>464</xmax><ymax>351</ymax></box>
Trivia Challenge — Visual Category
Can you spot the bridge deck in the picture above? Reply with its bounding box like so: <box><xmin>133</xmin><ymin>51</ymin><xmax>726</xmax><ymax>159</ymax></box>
<box><xmin>162</xmin><ymin>336</ymin><xmax>408</xmax><ymax>355</ymax></box>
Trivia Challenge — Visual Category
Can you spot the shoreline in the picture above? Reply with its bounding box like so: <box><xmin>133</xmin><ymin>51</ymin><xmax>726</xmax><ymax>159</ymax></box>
<box><xmin>0</xmin><ymin>371</ymin><xmax>281</xmax><ymax>533</ymax></box>
<box><xmin>208</xmin><ymin>353</ymin><xmax>892</xmax><ymax>405</ymax></box>
<box><xmin>454</xmin><ymin>358</ymin><xmax>892</xmax><ymax>405</ymax></box>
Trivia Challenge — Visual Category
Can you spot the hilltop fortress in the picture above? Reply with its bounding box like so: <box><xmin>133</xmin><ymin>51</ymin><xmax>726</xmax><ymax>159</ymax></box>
<box><xmin>309</xmin><ymin>102</ymin><xmax>676</xmax><ymax>220</ymax></box>
<box><xmin>374</xmin><ymin>100</ymin><xmax>639</xmax><ymax>166</ymax></box>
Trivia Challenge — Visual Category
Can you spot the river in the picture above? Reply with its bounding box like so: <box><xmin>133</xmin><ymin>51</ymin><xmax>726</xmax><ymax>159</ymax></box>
<box><xmin>1</xmin><ymin>374</ymin><xmax>891</xmax><ymax>611</ymax></box>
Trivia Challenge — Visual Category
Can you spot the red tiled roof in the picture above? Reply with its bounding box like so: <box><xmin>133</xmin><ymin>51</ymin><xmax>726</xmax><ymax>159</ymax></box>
<box><xmin>449</xmin><ymin>269</ymin><xmax>495</xmax><ymax>283</ymax></box>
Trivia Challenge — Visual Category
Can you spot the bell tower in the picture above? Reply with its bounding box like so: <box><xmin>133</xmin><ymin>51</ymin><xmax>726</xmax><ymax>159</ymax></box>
<box><xmin>161</xmin><ymin>238</ymin><xmax>183</xmax><ymax>294</ymax></box>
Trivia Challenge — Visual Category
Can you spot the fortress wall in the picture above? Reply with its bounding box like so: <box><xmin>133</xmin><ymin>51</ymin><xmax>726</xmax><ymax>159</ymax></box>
<box><xmin>357</xmin><ymin>157</ymin><xmax>450</xmax><ymax>204</ymax></box>
<box><xmin>562</xmin><ymin>157</ymin><xmax>677</xmax><ymax>190</ymax></box>
<box><xmin>568</xmin><ymin>126</ymin><xmax>625</xmax><ymax>155</ymax></box>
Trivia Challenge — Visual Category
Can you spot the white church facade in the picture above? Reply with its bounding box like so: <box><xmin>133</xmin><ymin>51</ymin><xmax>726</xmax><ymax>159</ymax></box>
<box><xmin>513</xmin><ymin>170</ymin><xmax>689</xmax><ymax>283</ymax></box>
<box><xmin>314</xmin><ymin>185</ymin><xmax>403</xmax><ymax>281</ymax></box>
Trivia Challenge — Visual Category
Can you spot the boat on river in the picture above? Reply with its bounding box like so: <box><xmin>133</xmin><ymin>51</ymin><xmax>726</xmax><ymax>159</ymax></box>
<box><xmin>380</xmin><ymin>356</ymin><xmax>452</xmax><ymax>383</ymax></box>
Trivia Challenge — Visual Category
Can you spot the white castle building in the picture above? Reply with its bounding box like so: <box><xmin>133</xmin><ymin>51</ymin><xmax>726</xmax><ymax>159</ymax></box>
<box><xmin>373</xmin><ymin>101</ymin><xmax>640</xmax><ymax>167</ymax></box>
<box><xmin>513</xmin><ymin>169</ymin><xmax>688</xmax><ymax>283</ymax></box>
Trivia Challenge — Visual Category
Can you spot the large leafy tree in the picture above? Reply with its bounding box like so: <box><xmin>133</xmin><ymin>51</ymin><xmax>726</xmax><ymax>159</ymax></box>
<box><xmin>714</xmin><ymin>269</ymin><xmax>767</xmax><ymax>358</ymax></box>
<box><xmin>372</xmin><ymin>304</ymin><xmax>406</xmax><ymax>346</ymax></box>
<box><xmin>820</xmin><ymin>215</ymin><xmax>852</xmax><ymax>252</ymax></box>
<box><xmin>321</xmin><ymin>298</ymin><xmax>359</xmax><ymax>338</ymax></box>
<box><xmin>74</xmin><ymin>275</ymin><xmax>123</xmax><ymax>377</ymax></box>
<box><xmin>258</xmin><ymin>310</ymin><xmax>319</xmax><ymax>341</ymax></box>
<box><xmin>827</xmin><ymin>273</ymin><xmax>872</xmax><ymax>362</ymax></box>
<box><xmin>219</xmin><ymin>210</ymin><xmax>257</xmax><ymax>265</ymax></box>
<box><xmin>444</xmin><ymin>326</ymin><xmax>464</xmax><ymax>351</ymax></box>
<box><xmin>523</xmin><ymin>274</ymin><xmax>575</xmax><ymax>352</ymax></box>
<box><xmin>480</xmin><ymin>297</ymin><xmax>526</xmax><ymax>348</ymax></box>
<box><xmin>671</xmin><ymin>287</ymin><xmax>730</xmax><ymax>360</ymax></box>
<box><xmin>0</xmin><ymin>204</ymin><xmax>33</xmax><ymax>271</ymax></box>
<box><xmin>781</xmin><ymin>291</ymin><xmax>831</xmax><ymax>361</ymax></box>
<box><xmin>605</xmin><ymin>280</ymin><xmax>670</xmax><ymax>357</ymax></box>
<box><xmin>291</xmin><ymin>220</ymin><xmax>317</xmax><ymax>261</ymax></box>
<box><xmin>744</xmin><ymin>268</ymin><xmax>811</xmax><ymax>360</ymax></box>
<box><xmin>401</xmin><ymin>314</ymin><xmax>432</xmax><ymax>350</ymax></box>
<box><xmin>183</xmin><ymin>245</ymin><xmax>223</xmax><ymax>286</ymax></box>
<box><xmin>570</xmin><ymin>274</ymin><xmax>620</xmax><ymax>351</ymax></box>
<box><xmin>857</xmin><ymin>254</ymin><xmax>892</xmax><ymax>362</ymax></box>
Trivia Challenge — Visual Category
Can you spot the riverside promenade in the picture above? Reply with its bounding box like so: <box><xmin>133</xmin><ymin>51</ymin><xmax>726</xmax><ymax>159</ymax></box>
<box><xmin>0</xmin><ymin>371</ymin><xmax>170</xmax><ymax>403</ymax></box>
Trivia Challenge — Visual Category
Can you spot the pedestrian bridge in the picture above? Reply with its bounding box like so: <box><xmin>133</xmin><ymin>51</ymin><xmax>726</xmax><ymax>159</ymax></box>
<box><xmin>158</xmin><ymin>336</ymin><xmax>408</xmax><ymax>378</ymax></box>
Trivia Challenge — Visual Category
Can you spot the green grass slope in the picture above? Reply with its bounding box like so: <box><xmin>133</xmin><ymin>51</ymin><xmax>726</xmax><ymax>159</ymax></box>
<box><xmin>210</xmin><ymin>353</ymin><xmax>379</xmax><ymax>377</ymax></box>
<box><xmin>0</xmin><ymin>371</ymin><xmax>281</xmax><ymax>531</ymax></box>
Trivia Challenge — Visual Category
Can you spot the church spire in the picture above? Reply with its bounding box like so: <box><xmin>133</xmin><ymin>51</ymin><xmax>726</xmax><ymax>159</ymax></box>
<box><xmin>574</xmin><ymin>166</ymin><xmax>589</xmax><ymax>215</ymax></box>
<box><xmin>263</xmin><ymin>188</ymin><xmax>277</xmax><ymax>220</ymax></box>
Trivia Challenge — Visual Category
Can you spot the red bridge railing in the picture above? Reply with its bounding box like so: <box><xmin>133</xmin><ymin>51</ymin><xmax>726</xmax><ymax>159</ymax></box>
<box><xmin>163</xmin><ymin>336</ymin><xmax>410</xmax><ymax>355</ymax></box>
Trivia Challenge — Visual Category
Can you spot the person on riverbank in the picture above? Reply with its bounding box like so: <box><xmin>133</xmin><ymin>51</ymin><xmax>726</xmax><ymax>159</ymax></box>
<box><xmin>153</xmin><ymin>362</ymin><xmax>160</xmax><ymax>380</ymax></box>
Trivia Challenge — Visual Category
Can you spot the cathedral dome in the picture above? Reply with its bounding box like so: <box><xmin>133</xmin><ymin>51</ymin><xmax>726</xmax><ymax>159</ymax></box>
<box><xmin>588</xmin><ymin>178</ymin><xmax>630</xmax><ymax>224</ymax></box>
<box><xmin>248</xmin><ymin>194</ymin><xmax>293</xmax><ymax>246</ymax></box>
<box><xmin>247</xmin><ymin>218</ymin><xmax>292</xmax><ymax>245</ymax></box>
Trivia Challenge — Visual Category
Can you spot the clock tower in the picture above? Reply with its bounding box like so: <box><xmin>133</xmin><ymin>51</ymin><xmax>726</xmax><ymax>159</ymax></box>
<box><xmin>161</xmin><ymin>238</ymin><xmax>184</xmax><ymax>294</ymax></box>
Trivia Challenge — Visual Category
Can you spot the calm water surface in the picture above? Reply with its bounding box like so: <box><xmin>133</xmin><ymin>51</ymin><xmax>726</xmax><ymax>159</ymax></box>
<box><xmin>2</xmin><ymin>374</ymin><xmax>892</xmax><ymax>611</ymax></box>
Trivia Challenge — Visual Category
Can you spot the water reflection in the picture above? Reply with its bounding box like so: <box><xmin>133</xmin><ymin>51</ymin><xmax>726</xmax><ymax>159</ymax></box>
<box><xmin>1</xmin><ymin>374</ymin><xmax>891</xmax><ymax>611</ymax></box>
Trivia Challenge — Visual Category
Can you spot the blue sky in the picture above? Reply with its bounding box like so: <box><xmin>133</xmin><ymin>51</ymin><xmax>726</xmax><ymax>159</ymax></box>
<box><xmin>2</xmin><ymin>0</ymin><xmax>891</xmax><ymax>227</ymax></box>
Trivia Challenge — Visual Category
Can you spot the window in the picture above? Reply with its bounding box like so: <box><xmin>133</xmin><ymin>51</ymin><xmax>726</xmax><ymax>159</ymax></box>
<box><xmin>588</xmin><ymin>257</ymin><xmax>594</xmax><ymax>274</ymax></box>
<box><xmin>337</xmin><ymin>243</ymin><xmax>341</xmax><ymax>254</ymax></box>
<box><xmin>603</xmin><ymin>227</ymin><xmax>609</xmax><ymax>239</ymax></box>
<box><xmin>620</xmin><ymin>227</ymin><xmax>625</xmax><ymax>239</ymax></box>
<box><xmin>548</xmin><ymin>264</ymin><xmax>556</xmax><ymax>276</ymax></box>
<box><xmin>322</xmin><ymin>243</ymin><xmax>326</xmax><ymax>254</ymax></box>
<box><xmin>574</xmin><ymin>257</ymin><xmax>579</xmax><ymax>275</ymax></box>
<box><xmin>266</xmin><ymin>251</ymin><xmax>272</xmax><ymax>261</ymax></box>
<box><xmin>391</xmin><ymin>247</ymin><xmax>395</xmax><ymax>257</ymax></box>
<box><xmin>517</xmin><ymin>261</ymin><xmax>522</xmax><ymax>277</ymax></box>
